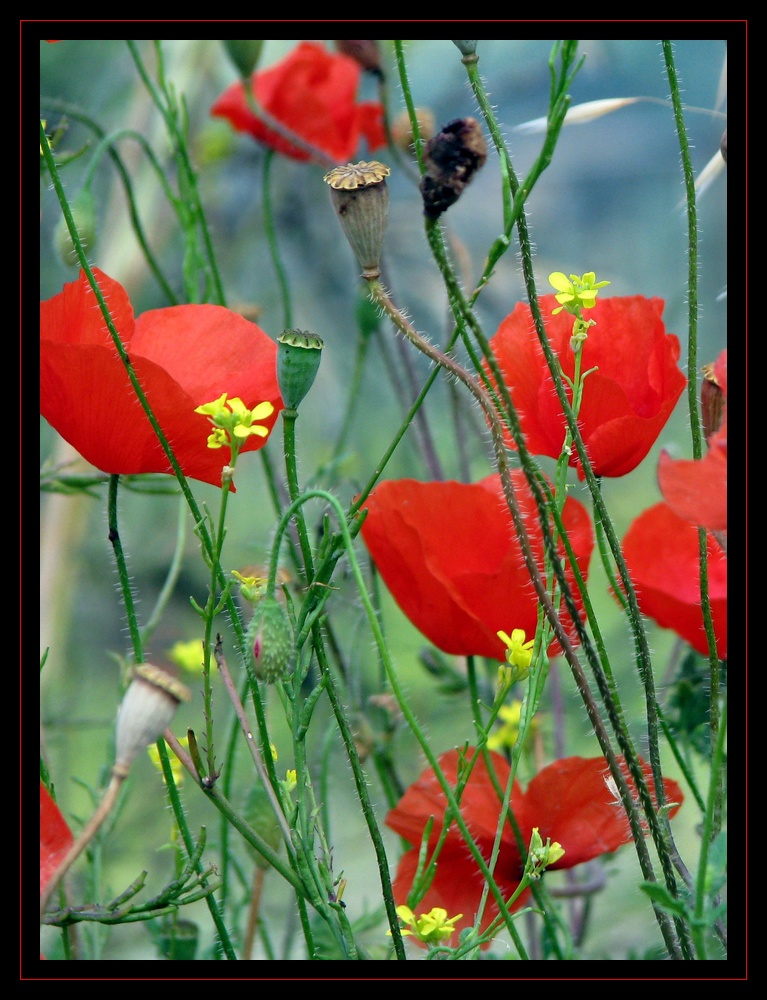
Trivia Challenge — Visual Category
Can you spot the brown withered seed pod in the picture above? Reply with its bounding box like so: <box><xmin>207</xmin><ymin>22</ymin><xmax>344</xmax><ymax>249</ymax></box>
<box><xmin>419</xmin><ymin>117</ymin><xmax>487</xmax><ymax>220</ymax></box>
<box><xmin>334</xmin><ymin>40</ymin><xmax>383</xmax><ymax>77</ymax></box>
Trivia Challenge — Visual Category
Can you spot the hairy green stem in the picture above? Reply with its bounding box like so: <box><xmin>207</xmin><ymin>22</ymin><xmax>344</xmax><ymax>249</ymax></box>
<box><xmin>662</xmin><ymin>39</ymin><xmax>722</xmax><ymax>836</ymax></box>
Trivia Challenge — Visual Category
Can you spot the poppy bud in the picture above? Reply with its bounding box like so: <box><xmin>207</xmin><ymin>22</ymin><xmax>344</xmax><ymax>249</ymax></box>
<box><xmin>222</xmin><ymin>39</ymin><xmax>264</xmax><ymax>78</ymax></box>
<box><xmin>53</xmin><ymin>187</ymin><xmax>96</xmax><ymax>267</ymax></box>
<box><xmin>419</xmin><ymin>117</ymin><xmax>487</xmax><ymax>220</ymax></box>
<box><xmin>324</xmin><ymin>160</ymin><xmax>390</xmax><ymax>279</ymax></box>
<box><xmin>158</xmin><ymin>919</ymin><xmax>199</xmax><ymax>961</ymax></box>
<box><xmin>277</xmin><ymin>329</ymin><xmax>324</xmax><ymax>410</ymax></box>
<box><xmin>243</xmin><ymin>784</ymin><xmax>282</xmax><ymax>868</ymax></box>
<box><xmin>247</xmin><ymin>595</ymin><xmax>294</xmax><ymax>683</ymax></box>
<box><xmin>114</xmin><ymin>664</ymin><xmax>191</xmax><ymax>777</ymax></box>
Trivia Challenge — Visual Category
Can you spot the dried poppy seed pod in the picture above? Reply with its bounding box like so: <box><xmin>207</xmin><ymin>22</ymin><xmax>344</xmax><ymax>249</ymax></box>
<box><xmin>324</xmin><ymin>161</ymin><xmax>391</xmax><ymax>280</ymax></box>
<box><xmin>419</xmin><ymin>117</ymin><xmax>487</xmax><ymax>220</ymax></box>
<box><xmin>114</xmin><ymin>664</ymin><xmax>191</xmax><ymax>777</ymax></box>
<box><xmin>720</xmin><ymin>128</ymin><xmax>727</xmax><ymax>164</ymax></box>
<box><xmin>334</xmin><ymin>39</ymin><xmax>382</xmax><ymax>78</ymax></box>
<box><xmin>247</xmin><ymin>595</ymin><xmax>294</xmax><ymax>683</ymax></box>
<box><xmin>277</xmin><ymin>330</ymin><xmax>324</xmax><ymax>410</ymax></box>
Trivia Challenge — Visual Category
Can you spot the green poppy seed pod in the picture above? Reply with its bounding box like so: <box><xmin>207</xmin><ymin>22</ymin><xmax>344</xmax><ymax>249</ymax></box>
<box><xmin>53</xmin><ymin>187</ymin><xmax>96</xmax><ymax>267</ymax></box>
<box><xmin>247</xmin><ymin>595</ymin><xmax>294</xmax><ymax>683</ymax></box>
<box><xmin>243</xmin><ymin>784</ymin><xmax>282</xmax><ymax>868</ymax></box>
<box><xmin>324</xmin><ymin>161</ymin><xmax>390</xmax><ymax>280</ymax></box>
<box><xmin>452</xmin><ymin>40</ymin><xmax>478</xmax><ymax>56</ymax></box>
<box><xmin>277</xmin><ymin>330</ymin><xmax>324</xmax><ymax>409</ymax></box>
<box><xmin>222</xmin><ymin>39</ymin><xmax>264</xmax><ymax>78</ymax></box>
<box><xmin>114</xmin><ymin>664</ymin><xmax>191</xmax><ymax>777</ymax></box>
<box><xmin>158</xmin><ymin>919</ymin><xmax>199</xmax><ymax>961</ymax></box>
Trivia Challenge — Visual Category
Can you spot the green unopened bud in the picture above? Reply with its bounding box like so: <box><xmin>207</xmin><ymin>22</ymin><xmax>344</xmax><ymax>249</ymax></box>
<box><xmin>243</xmin><ymin>784</ymin><xmax>282</xmax><ymax>868</ymax></box>
<box><xmin>222</xmin><ymin>39</ymin><xmax>264</xmax><ymax>78</ymax></box>
<box><xmin>53</xmin><ymin>188</ymin><xmax>96</xmax><ymax>267</ymax></box>
<box><xmin>246</xmin><ymin>595</ymin><xmax>293</xmax><ymax>683</ymax></box>
<box><xmin>324</xmin><ymin>161</ymin><xmax>390</xmax><ymax>280</ymax></box>
<box><xmin>277</xmin><ymin>330</ymin><xmax>324</xmax><ymax>409</ymax></box>
<box><xmin>159</xmin><ymin>918</ymin><xmax>199</xmax><ymax>961</ymax></box>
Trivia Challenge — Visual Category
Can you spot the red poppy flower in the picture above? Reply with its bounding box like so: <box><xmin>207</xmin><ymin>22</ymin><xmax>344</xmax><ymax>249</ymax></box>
<box><xmin>40</xmin><ymin>269</ymin><xmax>283</xmax><ymax>488</ymax></box>
<box><xmin>622</xmin><ymin>502</ymin><xmax>727</xmax><ymax>658</ymax></box>
<box><xmin>484</xmin><ymin>295</ymin><xmax>686</xmax><ymax>479</ymax></box>
<box><xmin>360</xmin><ymin>471</ymin><xmax>594</xmax><ymax>661</ymax></box>
<box><xmin>658</xmin><ymin>350</ymin><xmax>727</xmax><ymax>532</ymax></box>
<box><xmin>40</xmin><ymin>782</ymin><xmax>73</xmax><ymax>897</ymax></box>
<box><xmin>386</xmin><ymin>748</ymin><xmax>683</xmax><ymax>948</ymax></box>
<box><xmin>210</xmin><ymin>41</ymin><xmax>386</xmax><ymax>164</ymax></box>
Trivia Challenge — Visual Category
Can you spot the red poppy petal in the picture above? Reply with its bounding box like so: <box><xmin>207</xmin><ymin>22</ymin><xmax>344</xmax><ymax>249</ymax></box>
<box><xmin>40</xmin><ymin>272</ymin><xmax>282</xmax><ymax>487</ymax></box>
<box><xmin>485</xmin><ymin>295</ymin><xmax>685</xmax><ymax>479</ymax></box>
<box><xmin>40</xmin><ymin>267</ymin><xmax>135</xmax><ymax>348</ymax></box>
<box><xmin>519</xmin><ymin>756</ymin><xmax>683</xmax><ymax>870</ymax></box>
<box><xmin>386</xmin><ymin>749</ymin><xmax>520</xmax><ymax>848</ymax></box>
<box><xmin>357</xmin><ymin>100</ymin><xmax>387</xmax><ymax>152</ymax></box>
<box><xmin>657</xmin><ymin>443</ymin><xmax>727</xmax><ymax>532</ymax></box>
<box><xmin>211</xmin><ymin>41</ymin><xmax>372</xmax><ymax>163</ymax></box>
<box><xmin>361</xmin><ymin>472</ymin><xmax>593</xmax><ymax>660</ymax></box>
<box><xmin>131</xmin><ymin>303</ymin><xmax>281</xmax><ymax>407</ymax></box>
<box><xmin>40</xmin><ymin>783</ymin><xmax>74</xmax><ymax>895</ymax></box>
<box><xmin>392</xmin><ymin>841</ymin><xmax>528</xmax><ymax>949</ymax></box>
<box><xmin>714</xmin><ymin>350</ymin><xmax>727</xmax><ymax>397</ymax></box>
<box><xmin>622</xmin><ymin>503</ymin><xmax>727</xmax><ymax>657</ymax></box>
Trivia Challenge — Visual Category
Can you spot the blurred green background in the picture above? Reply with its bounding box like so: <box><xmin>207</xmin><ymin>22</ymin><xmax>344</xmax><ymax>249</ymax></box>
<box><xmin>39</xmin><ymin>37</ymin><xmax>727</xmax><ymax>960</ymax></box>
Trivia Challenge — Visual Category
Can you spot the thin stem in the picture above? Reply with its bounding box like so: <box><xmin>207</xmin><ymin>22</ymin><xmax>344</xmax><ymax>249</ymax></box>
<box><xmin>106</xmin><ymin>475</ymin><xmax>143</xmax><ymax>664</ymax></box>
<box><xmin>662</xmin><ymin>38</ymin><xmax>722</xmax><ymax>836</ymax></box>
<box><xmin>262</xmin><ymin>149</ymin><xmax>293</xmax><ymax>329</ymax></box>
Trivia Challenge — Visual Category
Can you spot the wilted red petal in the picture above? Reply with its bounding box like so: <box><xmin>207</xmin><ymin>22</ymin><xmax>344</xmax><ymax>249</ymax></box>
<box><xmin>622</xmin><ymin>502</ymin><xmax>727</xmax><ymax>658</ymax></box>
<box><xmin>40</xmin><ymin>783</ymin><xmax>74</xmax><ymax>895</ymax></box>
<box><xmin>360</xmin><ymin>471</ymin><xmax>593</xmax><ymax>660</ymax></box>
<box><xmin>211</xmin><ymin>41</ymin><xmax>384</xmax><ymax>163</ymax></box>
<box><xmin>485</xmin><ymin>295</ymin><xmax>686</xmax><ymax>478</ymax></box>
<box><xmin>40</xmin><ymin>269</ymin><xmax>283</xmax><ymax>488</ymax></box>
